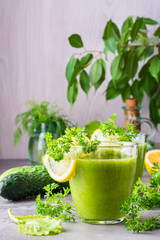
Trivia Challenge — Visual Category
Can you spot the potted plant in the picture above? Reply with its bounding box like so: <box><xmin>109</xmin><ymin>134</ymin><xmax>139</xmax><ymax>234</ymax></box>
<box><xmin>14</xmin><ymin>100</ymin><xmax>74</xmax><ymax>165</ymax></box>
<box><xmin>65</xmin><ymin>16</ymin><xmax>160</xmax><ymax>128</ymax></box>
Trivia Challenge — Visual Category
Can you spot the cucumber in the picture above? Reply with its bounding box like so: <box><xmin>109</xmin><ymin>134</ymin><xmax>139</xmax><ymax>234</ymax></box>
<box><xmin>0</xmin><ymin>165</ymin><xmax>69</xmax><ymax>201</ymax></box>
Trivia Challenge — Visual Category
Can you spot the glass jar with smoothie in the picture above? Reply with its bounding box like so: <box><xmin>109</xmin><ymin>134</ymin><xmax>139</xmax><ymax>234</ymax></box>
<box><xmin>69</xmin><ymin>143</ymin><xmax>137</xmax><ymax>224</ymax></box>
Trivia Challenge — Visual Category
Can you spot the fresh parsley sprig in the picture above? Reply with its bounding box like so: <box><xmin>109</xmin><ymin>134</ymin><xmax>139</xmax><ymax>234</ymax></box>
<box><xmin>121</xmin><ymin>163</ymin><xmax>160</xmax><ymax>232</ymax></box>
<box><xmin>35</xmin><ymin>183</ymin><xmax>76</xmax><ymax>222</ymax></box>
<box><xmin>46</xmin><ymin>127</ymin><xmax>100</xmax><ymax>161</ymax></box>
<box><xmin>100</xmin><ymin>114</ymin><xmax>139</xmax><ymax>142</ymax></box>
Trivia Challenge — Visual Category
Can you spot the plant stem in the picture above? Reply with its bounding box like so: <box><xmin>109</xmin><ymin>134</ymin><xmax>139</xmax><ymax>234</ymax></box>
<box><xmin>118</xmin><ymin>44</ymin><xmax>159</xmax><ymax>48</ymax></box>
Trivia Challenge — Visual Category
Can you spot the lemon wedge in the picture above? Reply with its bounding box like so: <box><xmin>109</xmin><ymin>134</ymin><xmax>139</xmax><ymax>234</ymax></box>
<box><xmin>44</xmin><ymin>153</ymin><xmax>76</xmax><ymax>182</ymax></box>
<box><xmin>145</xmin><ymin>149</ymin><xmax>160</xmax><ymax>175</ymax></box>
<box><xmin>91</xmin><ymin>129</ymin><xmax>118</xmax><ymax>144</ymax></box>
<box><xmin>44</xmin><ymin>136</ymin><xmax>91</xmax><ymax>182</ymax></box>
<box><xmin>42</xmin><ymin>155</ymin><xmax>46</xmax><ymax>165</ymax></box>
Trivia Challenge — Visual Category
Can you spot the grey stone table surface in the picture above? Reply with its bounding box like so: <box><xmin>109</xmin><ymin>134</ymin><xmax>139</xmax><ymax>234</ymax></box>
<box><xmin>0</xmin><ymin>159</ymin><xmax>160</xmax><ymax>240</ymax></box>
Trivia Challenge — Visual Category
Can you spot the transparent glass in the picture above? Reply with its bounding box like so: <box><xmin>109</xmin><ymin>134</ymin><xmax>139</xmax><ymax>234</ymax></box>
<box><xmin>133</xmin><ymin>133</ymin><xmax>147</xmax><ymax>182</ymax></box>
<box><xmin>122</xmin><ymin>106</ymin><xmax>154</xmax><ymax>139</ymax></box>
<box><xmin>28</xmin><ymin>123</ymin><xmax>46</xmax><ymax>165</ymax></box>
<box><xmin>28</xmin><ymin>122</ymin><xmax>62</xmax><ymax>165</ymax></box>
<box><xmin>69</xmin><ymin>143</ymin><xmax>137</xmax><ymax>224</ymax></box>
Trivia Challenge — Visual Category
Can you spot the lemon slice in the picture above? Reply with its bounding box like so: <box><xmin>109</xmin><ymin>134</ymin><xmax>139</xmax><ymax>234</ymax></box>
<box><xmin>91</xmin><ymin>129</ymin><xmax>118</xmax><ymax>144</ymax></box>
<box><xmin>44</xmin><ymin>153</ymin><xmax>76</xmax><ymax>182</ymax></box>
<box><xmin>44</xmin><ymin>136</ymin><xmax>90</xmax><ymax>182</ymax></box>
<box><xmin>91</xmin><ymin>129</ymin><xmax>104</xmax><ymax>141</ymax></box>
<box><xmin>42</xmin><ymin>155</ymin><xmax>45</xmax><ymax>165</ymax></box>
<box><xmin>145</xmin><ymin>149</ymin><xmax>160</xmax><ymax>175</ymax></box>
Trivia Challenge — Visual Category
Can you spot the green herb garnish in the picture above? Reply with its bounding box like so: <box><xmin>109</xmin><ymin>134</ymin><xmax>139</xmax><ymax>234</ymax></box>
<box><xmin>100</xmin><ymin>114</ymin><xmax>139</xmax><ymax>142</ymax></box>
<box><xmin>46</xmin><ymin>127</ymin><xmax>100</xmax><ymax>161</ymax></box>
<box><xmin>35</xmin><ymin>183</ymin><xmax>76</xmax><ymax>222</ymax></box>
<box><xmin>121</xmin><ymin>163</ymin><xmax>160</xmax><ymax>232</ymax></box>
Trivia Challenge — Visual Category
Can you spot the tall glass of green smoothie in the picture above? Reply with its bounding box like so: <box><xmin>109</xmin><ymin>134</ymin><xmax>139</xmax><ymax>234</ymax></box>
<box><xmin>133</xmin><ymin>133</ymin><xmax>147</xmax><ymax>182</ymax></box>
<box><xmin>69</xmin><ymin>143</ymin><xmax>137</xmax><ymax>224</ymax></box>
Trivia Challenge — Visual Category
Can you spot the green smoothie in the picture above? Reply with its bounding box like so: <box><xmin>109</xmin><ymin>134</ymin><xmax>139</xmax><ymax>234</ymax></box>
<box><xmin>135</xmin><ymin>142</ymin><xmax>147</xmax><ymax>182</ymax></box>
<box><xmin>69</xmin><ymin>148</ymin><xmax>136</xmax><ymax>222</ymax></box>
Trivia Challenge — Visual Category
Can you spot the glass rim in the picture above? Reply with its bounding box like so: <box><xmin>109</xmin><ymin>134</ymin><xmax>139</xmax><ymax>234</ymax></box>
<box><xmin>133</xmin><ymin>132</ymin><xmax>147</xmax><ymax>142</ymax></box>
<box><xmin>71</xmin><ymin>142</ymin><xmax>137</xmax><ymax>149</ymax></box>
<box><xmin>136</xmin><ymin>132</ymin><xmax>147</xmax><ymax>136</ymax></box>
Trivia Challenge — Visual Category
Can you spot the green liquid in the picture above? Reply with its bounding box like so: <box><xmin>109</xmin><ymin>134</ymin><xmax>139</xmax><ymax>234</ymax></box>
<box><xmin>135</xmin><ymin>143</ymin><xmax>147</xmax><ymax>182</ymax></box>
<box><xmin>70</xmin><ymin>149</ymin><xmax>136</xmax><ymax>221</ymax></box>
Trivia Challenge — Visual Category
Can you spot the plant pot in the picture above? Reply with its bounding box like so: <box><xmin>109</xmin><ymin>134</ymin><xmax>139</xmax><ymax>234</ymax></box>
<box><xmin>28</xmin><ymin>121</ymin><xmax>62</xmax><ymax>165</ymax></box>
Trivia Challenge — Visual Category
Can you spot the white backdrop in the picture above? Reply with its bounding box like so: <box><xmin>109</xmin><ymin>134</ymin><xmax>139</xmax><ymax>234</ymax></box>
<box><xmin>0</xmin><ymin>0</ymin><xmax>160</xmax><ymax>159</ymax></box>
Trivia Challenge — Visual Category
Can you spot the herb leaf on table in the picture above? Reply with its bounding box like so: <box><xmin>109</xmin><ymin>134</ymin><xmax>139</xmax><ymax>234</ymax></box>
<box><xmin>35</xmin><ymin>183</ymin><xmax>76</xmax><ymax>222</ymax></box>
<box><xmin>121</xmin><ymin>163</ymin><xmax>160</xmax><ymax>232</ymax></box>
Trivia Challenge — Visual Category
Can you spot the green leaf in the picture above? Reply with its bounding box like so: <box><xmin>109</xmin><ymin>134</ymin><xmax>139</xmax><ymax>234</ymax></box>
<box><xmin>143</xmin><ymin>18</ymin><xmax>159</xmax><ymax>25</ymax></box>
<box><xmin>68</xmin><ymin>34</ymin><xmax>83</xmax><ymax>48</ymax></box>
<box><xmin>65</xmin><ymin>55</ymin><xmax>80</xmax><ymax>84</ymax></box>
<box><xmin>67</xmin><ymin>80</ymin><xmax>78</xmax><ymax>106</ymax></box>
<box><xmin>151</xmin><ymin>90</ymin><xmax>160</xmax><ymax>108</ymax></box>
<box><xmin>103</xmin><ymin>20</ymin><xmax>112</xmax><ymax>40</ymax></box>
<box><xmin>121</xmin><ymin>16</ymin><xmax>133</xmax><ymax>34</ymax></box>
<box><xmin>118</xmin><ymin>30</ymin><xmax>131</xmax><ymax>49</ymax></box>
<box><xmin>103</xmin><ymin>44</ymin><xmax>108</xmax><ymax>60</ymax></box>
<box><xmin>121</xmin><ymin>83</ymin><xmax>131</xmax><ymax>102</ymax></box>
<box><xmin>149</xmin><ymin>56</ymin><xmax>160</xmax><ymax>81</ymax></box>
<box><xmin>79</xmin><ymin>53</ymin><xmax>93</xmax><ymax>68</ymax></box>
<box><xmin>136</xmin><ymin>46</ymin><xmax>145</xmax><ymax>61</ymax></box>
<box><xmin>139</xmin><ymin>62</ymin><xmax>149</xmax><ymax>79</ymax></box>
<box><xmin>94</xmin><ymin>59</ymin><xmax>106</xmax><ymax>90</ymax></box>
<box><xmin>89</xmin><ymin>59</ymin><xmax>103</xmax><ymax>85</ymax></box>
<box><xmin>126</xmin><ymin>49</ymin><xmax>138</xmax><ymax>79</ymax></box>
<box><xmin>84</xmin><ymin>120</ymin><xmax>100</xmax><ymax>138</ymax></box>
<box><xmin>14</xmin><ymin>127</ymin><xmax>22</xmax><ymax>146</ymax></box>
<box><xmin>149</xmin><ymin>36</ymin><xmax>159</xmax><ymax>46</ymax></box>
<box><xmin>104</xmin><ymin>37</ymin><xmax>117</xmax><ymax>54</ymax></box>
<box><xmin>106</xmin><ymin>80</ymin><xmax>121</xmax><ymax>100</ymax></box>
<box><xmin>100</xmin><ymin>58</ymin><xmax>106</xmax><ymax>72</ymax></box>
<box><xmin>149</xmin><ymin>97</ymin><xmax>160</xmax><ymax>128</ymax></box>
<box><xmin>137</xmin><ymin>46</ymin><xmax>154</xmax><ymax>61</ymax></box>
<box><xmin>14</xmin><ymin>113</ymin><xmax>23</xmax><ymax>125</ymax></box>
<box><xmin>131</xmin><ymin>80</ymin><xmax>144</xmax><ymax>104</ymax></box>
<box><xmin>111</xmin><ymin>55</ymin><xmax>124</xmax><ymax>82</ymax></box>
<box><xmin>115</xmin><ymin>73</ymin><xmax>130</xmax><ymax>89</ymax></box>
<box><xmin>102</xmin><ymin>20</ymin><xmax>120</xmax><ymax>41</ymax></box>
<box><xmin>131</xmin><ymin>17</ymin><xmax>143</xmax><ymax>41</ymax></box>
<box><xmin>118</xmin><ymin>32</ymin><xmax>129</xmax><ymax>48</ymax></box>
<box><xmin>140</xmin><ymin>74</ymin><xmax>157</xmax><ymax>97</ymax></box>
<box><xmin>154</xmin><ymin>26</ymin><xmax>160</xmax><ymax>37</ymax></box>
<box><xmin>8</xmin><ymin>208</ymin><xmax>61</xmax><ymax>236</ymax></box>
<box><xmin>80</xmin><ymin>70</ymin><xmax>90</xmax><ymax>95</ymax></box>
<box><xmin>143</xmin><ymin>47</ymin><xmax>154</xmax><ymax>59</ymax></box>
<box><xmin>146</xmin><ymin>140</ymin><xmax>155</xmax><ymax>151</ymax></box>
